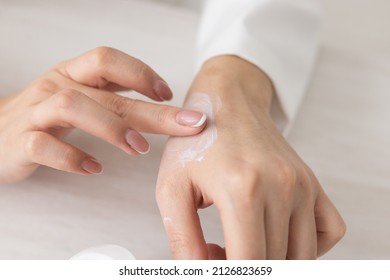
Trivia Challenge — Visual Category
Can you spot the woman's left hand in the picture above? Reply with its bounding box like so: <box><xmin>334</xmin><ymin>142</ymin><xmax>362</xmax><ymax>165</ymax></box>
<box><xmin>156</xmin><ymin>56</ymin><xmax>345</xmax><ymax>259</ymax></box>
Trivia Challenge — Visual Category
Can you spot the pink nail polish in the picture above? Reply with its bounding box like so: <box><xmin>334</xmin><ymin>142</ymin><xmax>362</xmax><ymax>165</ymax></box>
<box><xmin>81</xmin><ymin>158</ymin><xmax>103</xmax><ymax>174</ymax></box>
<box><xmin>153</xmin><ymin>80</ymin><xmax>173</xmax><ymax>101</ymax></box>
<box><xmin>125</xmin><ymin>129</ymin><xmax>150</xmax><ymax>154</ymax></box>
<box><xmin>176</xmin><ymin>111</ymin><xmax>207</xmax><ymax>127</ymax></box>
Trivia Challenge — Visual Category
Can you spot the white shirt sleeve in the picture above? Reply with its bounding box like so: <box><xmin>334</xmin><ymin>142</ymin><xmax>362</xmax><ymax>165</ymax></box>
<box><xmin>196</xmin><ymin>0</ymin><xmax>323</xmax><ymax>133</ymax></box>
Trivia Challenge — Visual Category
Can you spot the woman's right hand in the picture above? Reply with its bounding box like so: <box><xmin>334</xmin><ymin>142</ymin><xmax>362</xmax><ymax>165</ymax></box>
<box><xmin>0</xmin><ymin>47</ymin><xmax>206</xmax><ymax>184</ymax></box>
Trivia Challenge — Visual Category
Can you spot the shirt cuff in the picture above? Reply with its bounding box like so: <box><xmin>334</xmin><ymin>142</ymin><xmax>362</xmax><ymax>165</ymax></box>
<box><xmin>196</xmin><ymin>0</ymin><xmax>323</xmax><ymax>134</ymax></box>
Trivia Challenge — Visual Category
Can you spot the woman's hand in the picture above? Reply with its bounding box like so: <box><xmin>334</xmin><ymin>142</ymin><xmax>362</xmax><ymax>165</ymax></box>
<box><xmin>0</xmin><ymin>47</ymin><xmax>206</xmax><ymax>184</ymax></box>
<box><xmin>156</xmin><ymin>56</ymin><xmax>345</xmax><ymax>259</ymax></box>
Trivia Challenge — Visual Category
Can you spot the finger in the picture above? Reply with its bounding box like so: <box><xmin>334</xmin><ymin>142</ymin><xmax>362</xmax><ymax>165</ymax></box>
<box><xmin>21</xmin><ymin>131</ymin><xmax>102</xmax><ymax>175</ymax></box>
<box><xmin>263</xmin><ymin>201</ymin><xmax>290</xmax><ymax>259</ymax></box>
<box><xmin>286</xmin><ymin>202</ymin><xmax>317</xmax><ymax>259</ymax></box>
<box><xmin>45</xmin><ymin>72</ymin><xmax>207</xmax><ymax>136</ymax></box>
<box><xmin>216</xmin><ymin>187</ymin><xmax>266</xmax><ymax>259</ymax></box>
<box><xmin>315</xmin><ymin>188</ymin><xmax>346</xmax><ymax>257</ymax></box>
<box><xmin>220</xmin><ymin>208</ymin><xmax>266</xmax><ymax>259</ymax></box>
<box><xmin>57</xmin><ymin>47</ymin><xmax>173</xmax><ymax>101</ymax></box>
<box><xmin>99</xmin><ymin>95</ymin><xmax>207</xmax><ymax>135</ymax></box>
<box><xmin>156</xmin><ymin>177</ymin><xmax>208</xmax><ymax>259</ymax></box>
<box><xmin>33</xmin><ymin>89</ymin><xmax>149</xmax><ymax>155</ymax></box>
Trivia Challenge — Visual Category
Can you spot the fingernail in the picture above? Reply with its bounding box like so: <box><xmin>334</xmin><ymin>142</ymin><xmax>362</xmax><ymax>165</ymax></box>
<box><xmin>125</xmin><ymin>129</ymin><xmax>150</xmax><ymax>154</ymax></box>
<box><xmin>81</xmin><ymin>158</ymin><xmax>103</xmax><ymax>174</ymax></box>
<box><xmin>176</xmin><ymin>111</ymin><xmax>207</xmax><ymax>127</ymax></box>
<box><xmin>153</xmin><ymin>80</ymin><xmax>173</xmax><ymax>101</ymax></box>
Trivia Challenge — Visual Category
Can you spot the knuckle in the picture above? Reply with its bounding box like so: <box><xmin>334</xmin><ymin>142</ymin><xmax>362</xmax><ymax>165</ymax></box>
<box><xmin>57</xmin><ymin>146</ymin><xmax>76</xmax><ymax>170</ymax></box>
<box><xmin>223</xmin><ymin>165</ymin><xmax>261</xmax><ymax>209</ymax></box>
<box><xmin>153</xmin><ymin>106</ymin><xmax>172</xmax><ymax>125</ymax></box>
<box><xmin>110</xmin><ymin>95</ymin><xmax>137</xmax><ymax>117</ymax></box>
<box><xmin>269</xmin><ymin>156</ymin><xmax>297</xmax><ymax>198</ymax></box>
<box><xmin>52</xmin><ymin>89</ymin><xmax>81</xmax><ymax>111</ymax></box>
<box><xmin>132</xmin><ymin>59</ymin><xmax>150</xmax><ymax>78</ymax></box>
<box><xmin>275</xmin><ymin>160</ymin><xmax>297</xmax><ymax>188</ymax></box>
<box><xmin>24</xmin><ymin>133</ymin><xmax>45</xmax><ymax>161</ymax></box>
<box><xmin>89</xmin><ymin>46</ymin><xmax>116</xmax><ymax>71</ymax></box>
<box><xmin>298</xmin><ymin>168</ymin><xmax>316</xmax><ymax>198</ymax></box>
<box><xmin>31</xmin><ymin>77</ymin><xmax>59</xmax><ymax>94</ymax></box>
<box><xmin>273</xmin><ymin>158</ymin><xmax>317</xmax><ymax>206</ymax></box>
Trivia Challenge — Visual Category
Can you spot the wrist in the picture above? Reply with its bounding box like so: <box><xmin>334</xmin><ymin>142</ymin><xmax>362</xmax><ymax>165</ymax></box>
<box><xmin>191</xmin><ymin>55</ymin><xmax>274</xmax><ymax>113</ymax></box>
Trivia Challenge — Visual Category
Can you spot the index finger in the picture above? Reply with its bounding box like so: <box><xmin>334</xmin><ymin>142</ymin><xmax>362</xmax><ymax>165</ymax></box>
<box><xmin>156</xmin><ymin>176</ymin><xmax>208</xmax><ymax>259</ymax></box>
<box><xmin>56</xmin><ymin>47</ymin><xmax>172</xmax><ymax>101</ymax></box>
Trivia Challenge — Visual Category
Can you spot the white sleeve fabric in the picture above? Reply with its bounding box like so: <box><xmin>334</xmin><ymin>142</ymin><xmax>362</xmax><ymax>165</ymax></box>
<box><xmin>196</xmin><ymin>0</ymin><xmax>323</xmax><ymax>133</ymax></box>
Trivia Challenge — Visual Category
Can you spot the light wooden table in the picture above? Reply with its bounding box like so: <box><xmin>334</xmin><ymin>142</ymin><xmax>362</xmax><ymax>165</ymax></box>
<box><xmin>0</xmin><ymin>0</ymin><xmax>389</xmax><ymax>259</ymax></box>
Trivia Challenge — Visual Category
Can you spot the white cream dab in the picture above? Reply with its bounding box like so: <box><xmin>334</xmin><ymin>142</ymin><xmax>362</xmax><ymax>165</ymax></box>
<box><xmin>166</xmin><ymin>92</ymin><xmax>220</xmax><ymax>166</ymax></box>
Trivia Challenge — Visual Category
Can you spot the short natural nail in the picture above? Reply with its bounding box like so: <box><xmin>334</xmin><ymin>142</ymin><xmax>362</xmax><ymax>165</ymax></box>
<box><xmin>176</xmin><ymin>111</ymin><xmax>207</xmax><ymax>127</ymax></box>
<box><xmin>153</xmin><ymin>80</ymin><xmax>173</xmax><ymax>101</ymax></box>
<box><xmin>81</xmin><ymin>158</ymin><xmax>103</xmax><ymax>174</ymax></box>
<box><xmin>125</xmin><ymin>129</ymin><xmax>150</xmax><ymax>154</ymax></box>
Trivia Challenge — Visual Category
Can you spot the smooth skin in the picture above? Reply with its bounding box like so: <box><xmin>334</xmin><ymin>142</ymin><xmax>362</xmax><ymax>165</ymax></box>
<box><xmin>156</xmin><ymin>55</ymin><xmax>346</xmax><ymax>259</ymax></box>
<box><xmin>0</xmin><ymin>47</ymin><xmax>206</xmax><ymax>184</ymax></box>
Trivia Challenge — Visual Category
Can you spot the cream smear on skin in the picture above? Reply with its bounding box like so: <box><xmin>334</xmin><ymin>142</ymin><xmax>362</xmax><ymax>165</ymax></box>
<box><xmin>166</xmin><ymin>92</ymin><xmax>220</xmax><ymax>166</ymax></box>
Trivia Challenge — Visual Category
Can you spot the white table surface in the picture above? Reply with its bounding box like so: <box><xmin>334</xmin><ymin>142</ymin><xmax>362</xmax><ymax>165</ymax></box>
<box><xmin>0</xmin><ymin>0</ymin><xmax>389</xmax><ymax>259</ymax></box>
